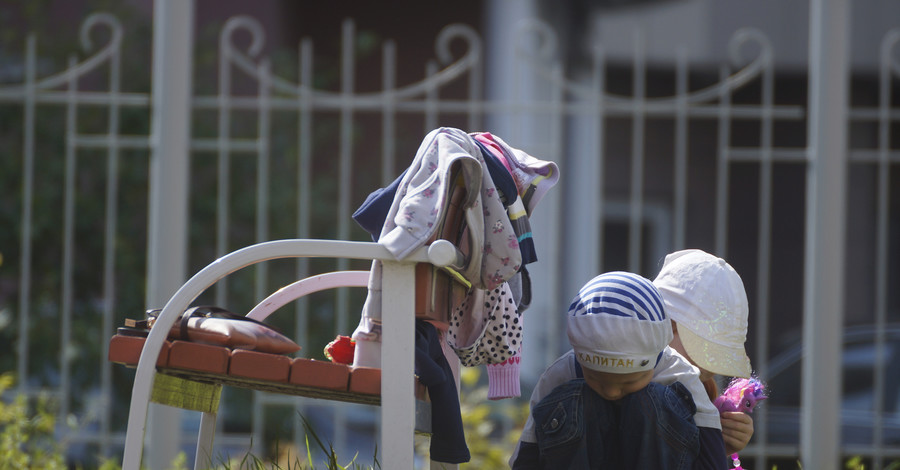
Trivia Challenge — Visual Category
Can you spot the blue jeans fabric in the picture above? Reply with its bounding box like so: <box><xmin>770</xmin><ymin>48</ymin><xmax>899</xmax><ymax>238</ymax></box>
<box><xmin>531</xmin><ymin>379</ymin><xmax>700</xmax><ymax>470</ymax></box>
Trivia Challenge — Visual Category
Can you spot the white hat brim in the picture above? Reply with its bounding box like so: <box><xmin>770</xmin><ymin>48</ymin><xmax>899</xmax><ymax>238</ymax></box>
<box><xmin>678</xmin><ymin>325</ymin><xmax>752</xmax><ymax>378</ymax></box>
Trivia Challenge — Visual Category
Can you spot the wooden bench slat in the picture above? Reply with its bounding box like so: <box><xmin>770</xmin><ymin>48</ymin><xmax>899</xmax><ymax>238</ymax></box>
<box><xmin>168</xmin><ymin>341</ymin><xmax>231</xmax><ymax>375</ymax></box>
<box><xmin>230</xmin><ymin>349</ymin><xmax>291</xmax><ymax>383</ymax></box>
<box><xmin>289</xmin><ymin>357</ymin><xmax>350</xmax><ymax>390</ymax></box>
<box><xmin>109</xmin><ymin>334</ymin><xmax>170</xmax><ymax>367</ymax></box>
<box><xmin>108</xmin><ymin>335</ymin><xmax>428</xmax><ymax>406</ymax></box>
<box><xmin>348</xmin><ymin>366</ymin><xmax>381</xmax><ymax>395</ymax></box>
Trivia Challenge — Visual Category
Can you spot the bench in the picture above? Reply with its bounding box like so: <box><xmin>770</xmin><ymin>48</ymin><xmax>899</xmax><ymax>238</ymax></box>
<box><xmin>113</xmin><ymin>238</ymin><xmax>463</xmax><ymax>469</ymax></box>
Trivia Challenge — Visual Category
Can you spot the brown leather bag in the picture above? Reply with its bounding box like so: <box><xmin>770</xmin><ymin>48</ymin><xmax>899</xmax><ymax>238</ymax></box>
<box><xmin>127</xmin><ymin>306</ymin><xmax>301</xmax><ymax>355</ymax></box>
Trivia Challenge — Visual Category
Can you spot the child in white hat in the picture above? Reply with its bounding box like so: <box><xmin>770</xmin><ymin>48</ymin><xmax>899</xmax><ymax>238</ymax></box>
<box><xmin>653</xmin><ymin>248</ymin><xmax>755</xmax><ymax>455</ymax></box>
<box><xmin>511</xmin><ymin>271</ymin><xmax>728</xmax><ymax>469</ymax></box>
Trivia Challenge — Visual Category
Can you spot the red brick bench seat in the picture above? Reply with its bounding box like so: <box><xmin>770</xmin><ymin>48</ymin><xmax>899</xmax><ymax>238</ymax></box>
<box><xmin>109</xmin><ymin>334</ymin><xmax>428</xmax><ymax>406</ymax></box>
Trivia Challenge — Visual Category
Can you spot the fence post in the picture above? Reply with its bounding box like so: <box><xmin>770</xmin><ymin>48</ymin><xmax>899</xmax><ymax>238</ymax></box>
<box><xmin>145</xmin><ymin>0</ymin><xmax>195</xmax><ymax>468</ymax></box>
<box><xmin>802</xmin><ymin>0</ymin><xmax>848</xmax><ymax>468</ymax></box>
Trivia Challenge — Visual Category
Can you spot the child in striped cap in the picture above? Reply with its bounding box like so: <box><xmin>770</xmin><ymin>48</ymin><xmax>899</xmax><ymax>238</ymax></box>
<box><xmin>511</xmin><ymin>271</ymin><xmax>728</xmax><ymax>470</ymax></box>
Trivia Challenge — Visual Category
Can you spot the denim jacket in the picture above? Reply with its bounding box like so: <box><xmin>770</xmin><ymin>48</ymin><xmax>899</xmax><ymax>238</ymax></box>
<box><xmin>531</xmin><ymin>379</ymin><xmax>699</xmax><ymax>469</ymax></box>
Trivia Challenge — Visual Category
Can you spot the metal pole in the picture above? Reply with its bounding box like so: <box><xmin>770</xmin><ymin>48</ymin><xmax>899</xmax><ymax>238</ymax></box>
<box><xmin>145</xmin><ymin>0</ymin><xmax>195</xmax><ymax>468</ymax></box>
<box><xmin>801</xmin><ymin>0</ymin><xmax>849</xmax><ymax>468</ymax></box>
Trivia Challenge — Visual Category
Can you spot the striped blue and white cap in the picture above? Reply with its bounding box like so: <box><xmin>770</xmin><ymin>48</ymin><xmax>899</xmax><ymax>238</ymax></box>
<box><xmin>567</xmin><ymin>271</ymin><xmax>673</xmax><ymax>373</ymax></box>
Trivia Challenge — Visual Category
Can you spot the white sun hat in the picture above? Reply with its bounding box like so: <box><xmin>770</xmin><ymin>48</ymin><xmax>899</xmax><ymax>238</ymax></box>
<box><xmin>653</xmin><ymin>249</ymin><xmax>752</xmax><ymax>378</ymax></box>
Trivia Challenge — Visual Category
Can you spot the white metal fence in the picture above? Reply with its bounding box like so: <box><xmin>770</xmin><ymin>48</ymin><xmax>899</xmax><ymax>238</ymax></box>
<box><xmin>1</xmin><ymin>4</ymin><xmax>899</xmax><ymax>469</ymax></box>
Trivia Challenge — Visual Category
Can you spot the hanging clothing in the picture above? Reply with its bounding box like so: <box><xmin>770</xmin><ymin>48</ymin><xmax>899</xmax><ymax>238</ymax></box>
<box><xmin>446</xmin><ymin>282</ymin><xmax>523</xmax><ymax>367</ymax></box>
<box><xmin>472</xmin><ymin>132</ymin><xmax>561</xmax><ymax>399</ymax></box>
<box><xmin>473</xmin><ymin>138</ymin><xmax>539</xmax><ymax>266</ymax></box>
<box><xmin>474</xmin><ymin>139</ymin><xmax>518</xmax><ymax>208</ymax></box>
<box><xmin>470</xmin><ymin>132</ymin><xmax>560</xmax><ymax>216</ymax></box>
<box><xmin>350</xmin><ymin>128</ymin><xmax>558</xmax><ymax>404</ymax></box>
<box><xmin>415</xmin><ymin>320</ymin><xmax>470</xmax><ymax>464</ymax></box>
<box><xmin>352</xmin><ymin>127</ymin><xmax>521</xmax><ymax>367</ymax></box>
<box><xmin>352</xmin><ymin>168</ymin><xmax>408</xmax><ymax>242</ymax></box>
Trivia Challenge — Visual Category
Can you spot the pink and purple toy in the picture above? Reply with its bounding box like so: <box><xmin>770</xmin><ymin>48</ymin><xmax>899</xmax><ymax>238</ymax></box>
<box><xmin>714</xmin><ymin>376</ymin><xmax>768</xmax><ymax>470</ymax></box>
<box><xmin>714</xmin><ymin>377</ymin><xmax>768</xmax><ymax>414</ymax></box>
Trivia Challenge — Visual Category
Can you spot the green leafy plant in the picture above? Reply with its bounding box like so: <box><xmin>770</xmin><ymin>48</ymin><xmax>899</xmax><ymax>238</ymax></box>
<box><xmin>843</xmin><ymin>456</ymin><xmax>900</xmax><ymax>470</ymax></box>
<box><xmin>0</xmin><ymin>373</ymin><xmax>66</xmax><ymax>469</ymax></box>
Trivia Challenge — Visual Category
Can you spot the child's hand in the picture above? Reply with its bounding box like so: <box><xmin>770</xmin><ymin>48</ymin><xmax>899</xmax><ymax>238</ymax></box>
<box><xmin>720</xmin><ymin>411</ymin><xmax>754</xmax><ymax>455</ymax></box>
